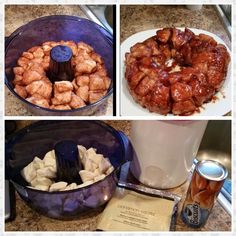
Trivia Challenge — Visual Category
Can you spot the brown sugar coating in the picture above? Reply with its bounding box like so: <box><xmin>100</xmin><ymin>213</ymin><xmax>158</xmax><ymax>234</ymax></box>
<box><xmin>13</xmin><ymin>41</ymin><xmax>111</xmax><ymax>110</ymax></box>
<box><xmin>125</xmin><ymin>28</ymin><xmax>230</xmax><ymax>115</ymax></box>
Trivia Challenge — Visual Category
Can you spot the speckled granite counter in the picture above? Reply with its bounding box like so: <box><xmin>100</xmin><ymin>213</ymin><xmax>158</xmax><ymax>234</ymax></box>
<box><xmin>5</xmin><ymin>121</ymin><xmax>231</xmax><ymax>231</ymax></box>
<box><xmin>120</xmin><ymin>5</ymin><xmax>231</xmax><ymax>116</ymax></box>
<box><xmin>120</xmin><ymin>5</ymin><xmax>230</xmax><ymax>47</ymax></box>
<box><xmin>5</xmin><ymin>5</ymin><xmax>113</xmax><ymax>116</ymax></box>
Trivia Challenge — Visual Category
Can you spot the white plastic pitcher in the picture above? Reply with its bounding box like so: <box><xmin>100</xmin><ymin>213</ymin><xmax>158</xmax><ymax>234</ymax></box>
<box><xmin>130</xmin><ymin>121</ymin><xmax>208</xmax><ymax>189</ymax></box>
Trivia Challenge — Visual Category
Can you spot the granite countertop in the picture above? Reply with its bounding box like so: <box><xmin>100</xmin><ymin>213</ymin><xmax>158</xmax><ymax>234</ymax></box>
<box><xmin>120</xmin><ymin>5</ymin><xmax>230</xmax><ymax>47</ymax></box>
<box><xmin>5</xmin><ymin>5</ymin><xmax>113</xmax><ymax>116</ymax></box>
<box><xmin>120</xmin><ymin>5</ymin><xmax>231</xmax><ymax>116</ymax></box>
<box><xmin>5</xmin><ymin>121</ymin><xmax>231</xmax><ymax>231</ymax></box>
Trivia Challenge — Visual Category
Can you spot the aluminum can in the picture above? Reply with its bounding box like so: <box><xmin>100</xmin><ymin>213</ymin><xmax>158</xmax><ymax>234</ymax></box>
<box><xmin>181</xmin><ymin>160</ymin><xmax>228</xmax><ymax>228</ymax></box>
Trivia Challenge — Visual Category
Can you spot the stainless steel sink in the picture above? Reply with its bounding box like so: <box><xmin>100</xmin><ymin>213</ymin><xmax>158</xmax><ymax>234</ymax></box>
<box><xmin>197</xmin><ymin>120</ymin><xmax>231</xmax><ymax>177</ymax></box>
<box><xmin>80</xmin><ymin>5</ymin><xmax>113</xmax><ymax>35</ymax></box>
<box><xmin>104</xmin><ymin>6</ymin><xmax>113</xmax><ymax>29</ymax></box>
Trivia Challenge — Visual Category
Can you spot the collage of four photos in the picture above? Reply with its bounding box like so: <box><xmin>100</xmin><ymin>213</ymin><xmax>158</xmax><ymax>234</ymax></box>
<box><xmin>4</xmin><ymin>3</ymin><xmax>234</xmax><ymax>234</ymax></box>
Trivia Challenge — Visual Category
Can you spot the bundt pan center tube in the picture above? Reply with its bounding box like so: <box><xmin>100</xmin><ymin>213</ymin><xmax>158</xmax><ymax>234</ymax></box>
<box><xmin>49</xmin><ymin>45</ymin><xmax>74</xmax><ymax>83</ymax></box>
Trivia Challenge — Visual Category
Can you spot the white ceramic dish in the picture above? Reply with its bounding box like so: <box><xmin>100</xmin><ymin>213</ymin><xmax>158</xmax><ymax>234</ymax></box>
<box><xmin>120</xmin><ymin>28</ymin><xmax>231</xmax><ymax>116</ymax></box>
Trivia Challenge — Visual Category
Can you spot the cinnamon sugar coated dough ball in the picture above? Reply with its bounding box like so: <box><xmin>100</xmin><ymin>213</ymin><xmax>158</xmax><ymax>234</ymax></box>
<box><xmin>12</xmin><ymin>41</ymin><xmax>111</xmax><ymax>110</ymax></box>
<box><xmin>125</xmin><ymin>27</ymin><xmax>230</xmax><ymax>116</ymax></box>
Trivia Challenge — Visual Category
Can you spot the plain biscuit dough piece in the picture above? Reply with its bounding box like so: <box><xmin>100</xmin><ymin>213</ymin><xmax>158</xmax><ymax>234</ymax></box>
<box><xmin>79</xmin><ymin>170</ymin><xmax>96</xmax><ymax>183</ymax></box>
<box><xmin>36</xmin><ymin>185</ymin><xmax>49</xmax><ymax>191</ymax></box>
<box><xmin>106</xmin><ymin>166</ymin><xmax>114</xmax><ymax>175</ymax></box>
<box><xmin>77</xmin><ymin>145</ymin><xmax>87</xmax><ymax>165</ymax></box>
<box><xmin>64</xmin><ymin>183</ymin><xmax>77</xmax><ymax>191</ymax></box>
<box><xmin>49</xmin><ymin>182</ymin><xmax>68</xmax><ymax>192</ymax></box>
<box><xmin>94</xmin><ymin>174</ymin><xmax>106</xmax><ymax>182</ymax></box>
<box><xmin>99</xmin><ymin>158</ymin><xmax>111</xmax><ymax>173</ymax></box>
<box><xmin>88</xmin><ymin>153</ymin><xmax>103</xmax><ymax>166</ymax></box>
<box><xmin>21</xmin><ymin>162</ymin><xmax>37</xmax><ymax>183</ymax></box>
<box><xmin>43</xmin><ymin>150</ymin><xmax>56</xmax><ymax>170</ymax></box>
<box><xmin>76</xmin><ymin>180</ymin><xmax>94</xmax><ymax>188</ymax></box>
<box><xmin>32</xmin><ymin>156</ymin><xmax>45</xmax><ymax>170</ymax></box>
<box><xmin>28</xmin><ymin>185</ymin><xmax>49</xmax><ymax>191</ymax></box>
<box><xmin>94</xmin><ymin>168</ymin><xmax>102</xmax><ymax>177</ymax></box>
<box><xmin>84</xmin><ymin>158</ymin><xmax>98</xmax><ymax>172</ymax></box>
<box><xmin>37</xmin><ymin>166</ymin><xmax>56</xmax><ymax>178</ymax></box>
<box><xmin>86</xmin><ymin>148</ymin><xmax>97</xmax><ymax>158</ymax></box>
<box><xmin>31</xmin><ymin>177</ymin><xmax>52</xmax><ymax>187</ymax></box>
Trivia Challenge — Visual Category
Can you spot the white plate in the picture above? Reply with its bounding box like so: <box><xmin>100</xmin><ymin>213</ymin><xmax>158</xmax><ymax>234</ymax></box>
<box><xmin>120</xmin><ymin>28</ymin><xmax>231</xmax><ymax>116</ymax></box>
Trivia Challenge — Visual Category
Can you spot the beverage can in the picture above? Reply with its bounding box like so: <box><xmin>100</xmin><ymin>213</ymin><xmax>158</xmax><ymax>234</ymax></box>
<box><xmin>181</xmin><ymin>160</ymin><xmax>228</xmax><ymax>228</ymax></box>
